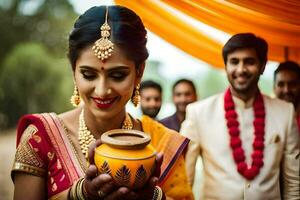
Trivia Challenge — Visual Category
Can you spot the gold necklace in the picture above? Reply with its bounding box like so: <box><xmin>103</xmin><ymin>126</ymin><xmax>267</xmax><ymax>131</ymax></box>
<box><xmin>78</xmin><ymin>109</ymin><xmax>133</xmax><ymax>159</ymax></box>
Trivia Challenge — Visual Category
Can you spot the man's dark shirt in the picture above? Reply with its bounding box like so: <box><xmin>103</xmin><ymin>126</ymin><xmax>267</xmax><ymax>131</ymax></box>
<box><xmin>160</xmin><ymin>113</ymin><xmax>180</xmax><ymax>132</ymax></box>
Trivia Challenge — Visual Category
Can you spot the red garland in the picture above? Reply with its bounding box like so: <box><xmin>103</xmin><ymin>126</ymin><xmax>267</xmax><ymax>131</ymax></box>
<box><xmin>224</xmin><ymin>88</ymin><xmax>265</xmax><ymax>180</ymax></box>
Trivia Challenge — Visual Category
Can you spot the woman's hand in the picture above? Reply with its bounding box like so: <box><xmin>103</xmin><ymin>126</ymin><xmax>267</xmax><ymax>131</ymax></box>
<box><xmin>83</xmin><ymin>139</ymin><xmax>130</xmax><ymax>200</ymax></box>
<box><xmin>123</xmin><ymin>153</ymin><xmax>165</xmax><ymax>200</ymax></box>
<box><xmin>83</xmin><ymin>140</ymin><xmax>165</xmax><ymax>200</ymax></box>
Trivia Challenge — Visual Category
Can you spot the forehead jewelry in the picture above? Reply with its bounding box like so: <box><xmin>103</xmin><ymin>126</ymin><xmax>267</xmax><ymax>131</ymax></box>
<box><xmin>92</xmin><ymin>7</ymin><xmax>114</xmax><ymax>60</ymax></box>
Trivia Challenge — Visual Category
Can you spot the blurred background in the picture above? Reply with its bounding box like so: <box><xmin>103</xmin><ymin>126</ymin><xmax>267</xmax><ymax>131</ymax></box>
<box><xmin>0</xmin><ymin>0</ymin><xmax>282</xmax><ymax>130</ymax></box>
<box><xmin>1</xmin><ymin>0</ymin><xmax>298</xmax><ymax>199</ymax></box>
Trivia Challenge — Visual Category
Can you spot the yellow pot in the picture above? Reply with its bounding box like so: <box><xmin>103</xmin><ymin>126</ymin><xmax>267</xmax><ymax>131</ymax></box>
<box><xmin>94</xmin><ymin>129</ymin><xmax>156</xmax><ymax>189</ymax></box>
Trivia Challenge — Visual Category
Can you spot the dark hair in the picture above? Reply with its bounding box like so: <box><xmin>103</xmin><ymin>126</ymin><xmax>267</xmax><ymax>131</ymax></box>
<box><xmin>172</xmin><ymin>79</ymin><xmax>196</xmax><ymax>94</ymax></box>
<box><xmin>68</xmin><ymin>6</ymin><xmax>149</xmax><ymax>70</ymax></box>
<box><xmin>274</xmin><ymin>61</ymin><xmax>300</xmax><ymax>81</ymax></box>
<box><xmin>140</xmin><ymin>80</ymin><xmax>162</xmax><ymax>94</ymax></box>
<box><xmin>222</xmin><ymin>33</ymin><xmax>268</xmax><ymax>65</ymax></box>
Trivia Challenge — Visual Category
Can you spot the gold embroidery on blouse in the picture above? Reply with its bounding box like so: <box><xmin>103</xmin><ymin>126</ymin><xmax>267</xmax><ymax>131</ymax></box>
<box><xmin>12</xmin><ymin>125</ymin><xmax>46</xmax><ymax>177</ymax></box>
<box><xmin>12</xmin><ymin>162</ymin><xmax>46</xmax><ymax>177</ymax></box>
<box><xmin>21</xmin><ymin>124</ymin><xmax>38</xmax><ymax>140</ymax></box>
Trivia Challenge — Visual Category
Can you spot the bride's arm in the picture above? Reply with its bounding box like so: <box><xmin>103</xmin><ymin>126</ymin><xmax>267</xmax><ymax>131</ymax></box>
<box><xmin>14</xmin><ymin>173</ymin><xmax>47</xmax><ymax>200</ymax></box>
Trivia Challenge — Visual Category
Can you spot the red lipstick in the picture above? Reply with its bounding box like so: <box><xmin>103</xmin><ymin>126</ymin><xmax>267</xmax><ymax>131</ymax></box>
<box><xmin>92</xmin><ymin>97</ymin><xmax>116</xmax><ymax>109</ymax></box>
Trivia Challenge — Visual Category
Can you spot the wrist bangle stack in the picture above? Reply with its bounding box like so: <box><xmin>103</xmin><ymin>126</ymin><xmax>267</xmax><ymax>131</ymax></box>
<box><xmin>69</xmin><ymin>178</ymin><xmax>86</xmax><ymax>200</ymax></box>
<box><xmin>152</xmin><ymin>186</ymin><xmax>163</xmax><ymax>200</ymax></box>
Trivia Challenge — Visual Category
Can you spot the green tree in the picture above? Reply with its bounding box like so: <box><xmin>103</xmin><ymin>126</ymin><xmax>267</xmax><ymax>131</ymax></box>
<box><xmin>0</xmin><ymin>43</ymin><xmax>72</xmax><ymax>128</ymax></box>
<box><xmin>0</xmin><ymin>0</ymin><xmax>76</xmax><ymax>68</ymax></box>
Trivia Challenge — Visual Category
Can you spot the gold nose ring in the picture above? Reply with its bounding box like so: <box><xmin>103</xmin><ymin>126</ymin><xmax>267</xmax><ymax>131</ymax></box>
<box><xmin>107</xmin><ymin>88</ymin><xmax>112</xmax><ymax>94</ymax></box>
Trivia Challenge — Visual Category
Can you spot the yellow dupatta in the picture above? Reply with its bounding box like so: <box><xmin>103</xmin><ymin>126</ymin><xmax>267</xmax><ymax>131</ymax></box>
<box><xmin>141</xmin><ymin>115</ymin><xmax>194</xmax><ymax>200</ymax></box>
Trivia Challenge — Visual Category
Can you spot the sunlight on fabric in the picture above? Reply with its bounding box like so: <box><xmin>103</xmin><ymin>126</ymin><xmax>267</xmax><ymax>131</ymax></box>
<box><xmin>157</xmin><ymin>0</ymin><xmax>231</xmax><ymax>44</ymax></box>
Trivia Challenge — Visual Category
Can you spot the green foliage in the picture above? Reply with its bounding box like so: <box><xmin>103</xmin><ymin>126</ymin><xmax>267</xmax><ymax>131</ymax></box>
<box><xmin>0</xmin><ymin>0</ymin><xmax>76</xmax><ymax>129</ymax></box>
<box><xmin>197</xmin><ymin>68</ymin><xmax>228</xmax><ymax>98</ymax></box>
<box><xmin>0</xmin><ymin>43</ymin><xmax>72</xmax><ymax>128</ymax></box>
<box><xmin>0</xmin><ymin>0</ymin><xmax>76</xmax><ymax>67</ymax></box>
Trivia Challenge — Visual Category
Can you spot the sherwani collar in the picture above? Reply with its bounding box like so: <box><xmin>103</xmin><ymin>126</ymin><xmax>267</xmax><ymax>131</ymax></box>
<box><xmin>232</xmin><ymin>95</ymin><xmax>255</xmax><ymax>109</ymax></box>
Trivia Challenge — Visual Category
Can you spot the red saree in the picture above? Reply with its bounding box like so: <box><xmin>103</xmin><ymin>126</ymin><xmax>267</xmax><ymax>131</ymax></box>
<box><xmin>12</xmin><ymin>113</ymin><xmax>193</xmax><ymax>199</ymax></box>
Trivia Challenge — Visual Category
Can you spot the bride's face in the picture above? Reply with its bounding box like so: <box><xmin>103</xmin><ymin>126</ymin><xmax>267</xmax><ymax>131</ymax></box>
<box><xmin>74</xmin><ymin>45</ymin><xmax>143</xmax><ymax>119</ymax></box>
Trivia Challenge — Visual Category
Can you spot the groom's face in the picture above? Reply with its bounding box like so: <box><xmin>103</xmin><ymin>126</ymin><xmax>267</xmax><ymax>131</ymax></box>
<box><xmin>225</xmin><ymin>48</ymin><xmax>265</xmax><ymax>96</ymax></box>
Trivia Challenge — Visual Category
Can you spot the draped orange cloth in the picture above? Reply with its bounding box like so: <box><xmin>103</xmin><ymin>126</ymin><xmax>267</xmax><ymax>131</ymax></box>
<box><xmin>115</xmin><ymin>0</ymin><xmax>300</xmax><ymax>68</ymax></box>
<box><xmin>227</xmin><ymin>0</ymin><xmax>300</xmax><ymax>25</ymax></box>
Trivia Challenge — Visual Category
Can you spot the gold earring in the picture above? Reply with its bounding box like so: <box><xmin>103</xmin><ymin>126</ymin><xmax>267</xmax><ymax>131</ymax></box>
<box><xmin>131</xmin><ymin>84</ymin><xmax>140</xmax><ymax>107</ymax></box>
<box><xmin>70</xmin><ymin>85</ymin><xmax>81</xmax><ymax>107</ymax></box>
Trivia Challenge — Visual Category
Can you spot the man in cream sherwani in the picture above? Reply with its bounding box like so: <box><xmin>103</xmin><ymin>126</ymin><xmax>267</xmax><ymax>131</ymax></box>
<box><xmin>181</xmin><ymin>33</ymin><xmax>299</xmax><ymax>200</ymax></box>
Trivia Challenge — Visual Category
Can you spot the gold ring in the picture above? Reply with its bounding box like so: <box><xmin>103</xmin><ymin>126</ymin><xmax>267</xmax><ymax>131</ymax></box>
<box><xmin>152</xmin><ymin>186</ymin><xmax>163</xmax><ymax>200</ymax></box>
<box><xmin>98</xmin><ymin>190</ymin><xmax>106</xmax><ymax>199</ymax></box>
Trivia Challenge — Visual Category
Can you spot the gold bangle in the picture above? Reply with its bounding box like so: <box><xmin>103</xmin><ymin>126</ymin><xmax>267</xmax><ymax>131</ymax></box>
<box><xmin>69</xmin><ymin>179</ymin><xmax>79</xmax><ymax>200</ymax></box>
<box><xmin>82</xmin><ymin>179</ymin><xmax>90</xmax><ymax>199</ymax></box>
<box><xmin>152</xmin><ymin>186</ymin><xmax>163</xmax><ymax>200</ymax></box>
<box><xmin>76</xmin><ymin>178</ymin><xmax>86</xmax><ymax>200</ymax></box>
<box><xmin>69</xmin><ymin>178</ymin><xmax>86</xmax><ymax>200</ymax></box>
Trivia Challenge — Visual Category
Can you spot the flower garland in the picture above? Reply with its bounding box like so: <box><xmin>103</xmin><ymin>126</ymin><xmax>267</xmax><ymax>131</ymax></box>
<box><xmin>224</xmin><ymin>88</ymin><xmax>265</xmax><ymax>180</ymax></box>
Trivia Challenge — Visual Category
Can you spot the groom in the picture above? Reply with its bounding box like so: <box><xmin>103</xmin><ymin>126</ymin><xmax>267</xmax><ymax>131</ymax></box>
<box><xmin>181</xmin><ymin>33</ymin><xmax>299</xmax><ymax>199</ymax></box>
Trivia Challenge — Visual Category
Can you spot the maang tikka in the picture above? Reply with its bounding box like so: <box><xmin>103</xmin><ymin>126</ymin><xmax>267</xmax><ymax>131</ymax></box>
<box><xmin>92</xmin><ymin>6</ymin><xmax>114</xmax><ymax>60</ymax></box>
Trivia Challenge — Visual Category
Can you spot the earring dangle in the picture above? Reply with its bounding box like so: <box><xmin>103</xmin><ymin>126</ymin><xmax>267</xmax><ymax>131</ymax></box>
<box><xmin>70</xmin><ymin>85</ymin><xmax>81</xmax><ymax>107</ymax></box>
<box><xmin>131</xmin><ymin>84</ymin><xmax>140</xmax><ymax>107</ymax></box>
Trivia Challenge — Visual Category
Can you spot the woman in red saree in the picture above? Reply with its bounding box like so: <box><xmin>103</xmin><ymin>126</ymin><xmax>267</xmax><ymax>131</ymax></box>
<box><xmin>11</xmin><ymin>5</ymin><xmax>194</xmax><ymax>200</ymax></box>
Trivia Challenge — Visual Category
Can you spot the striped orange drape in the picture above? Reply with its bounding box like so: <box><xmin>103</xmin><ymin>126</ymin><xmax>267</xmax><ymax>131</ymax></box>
<box><xmin>115</xmin><ymin>0</ymin><xmax>300</xmax><ymax>69</ymax></box>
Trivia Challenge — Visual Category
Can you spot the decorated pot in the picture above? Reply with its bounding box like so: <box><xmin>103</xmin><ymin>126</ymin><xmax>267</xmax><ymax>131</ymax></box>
<box><xmin>94</xmin><ymin>129</ymin><xmax>157</xmax><ymax>189</ymax></box>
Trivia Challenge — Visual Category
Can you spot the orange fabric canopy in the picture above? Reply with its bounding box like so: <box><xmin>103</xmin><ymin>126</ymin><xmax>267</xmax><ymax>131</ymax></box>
<box><xmin>227</xmin><ymin>0</ymin><xmax>300</xmax><ymax>26</ymax></box>
<box><xmin>115</xmin><ymin>0</ymin><xmax>300</xmax><ymax>68</ymax></box>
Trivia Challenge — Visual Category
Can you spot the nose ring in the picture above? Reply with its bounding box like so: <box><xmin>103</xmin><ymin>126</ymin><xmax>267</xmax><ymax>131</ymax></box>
<box><xmin>107</xmin><ymin>88</ymin><xmax>112</xmax><ymax>94</ymax></box>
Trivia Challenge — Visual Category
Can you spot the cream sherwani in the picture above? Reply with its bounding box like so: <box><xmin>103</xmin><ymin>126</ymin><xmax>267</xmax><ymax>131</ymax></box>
<box><xmin>181</xmin><ymin>92</ymin><xmax>300</xmax><ymax>200</ymax></box>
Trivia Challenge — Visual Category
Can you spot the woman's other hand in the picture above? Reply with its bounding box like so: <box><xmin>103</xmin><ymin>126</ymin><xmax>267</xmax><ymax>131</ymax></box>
<box><xmin>123</xmin><ymin>152</ymin><xmax>165</xmax><ymax>200</ymax></box>
<box><xmin>83</xmin><ymin>140</ymin><xmax>165</xmax><ymax>200</ymax></box>
<box><xmin>83</xmin><ymin>139</ymin><xmax>130</xmax><ymax>199</ymax></box>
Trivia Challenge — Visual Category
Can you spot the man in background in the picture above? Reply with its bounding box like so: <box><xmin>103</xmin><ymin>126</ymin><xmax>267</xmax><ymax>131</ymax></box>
<box><xmin>160</xmin><ymin>79</ymin><xmax>197</xmax><ymax>132</ymax></box>
<box><xmin>274</xmin><ymin>61</ymin><xmax>300</xmax><ymax>132</ymax></box>
<box><xmin>139</xmin><ymin>80</ymin><xmax>162</xmax><ymax>119</ymax></box>
<box><xmin>181</xmin><ymin>33</ymin><xmax>299</xmax><ymax>199</ymax></box>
